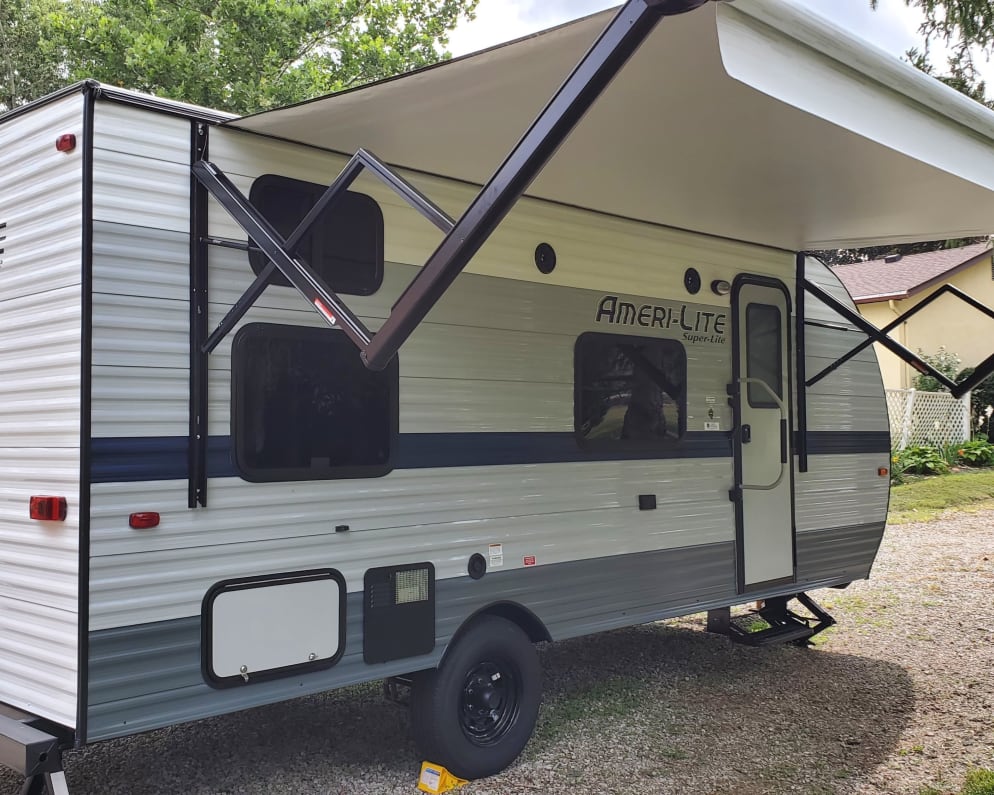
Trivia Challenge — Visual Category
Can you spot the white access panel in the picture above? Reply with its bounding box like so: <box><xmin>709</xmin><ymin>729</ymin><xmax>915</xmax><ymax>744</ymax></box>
<box><xmin>209</xmin><ymin>575</ymin><xmax>342</xmax><ymax>680</ymax></box>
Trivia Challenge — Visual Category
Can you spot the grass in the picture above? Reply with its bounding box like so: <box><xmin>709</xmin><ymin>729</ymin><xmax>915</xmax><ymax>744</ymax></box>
<box><xmin>963</xmin><ymin>769</ymin><xmax>994</xmax><ymax>795</ymax></box>
<box><xmin>888</xmin><ymin>469</ymin><xmax>994</xmax><ymax>524</ymax></box>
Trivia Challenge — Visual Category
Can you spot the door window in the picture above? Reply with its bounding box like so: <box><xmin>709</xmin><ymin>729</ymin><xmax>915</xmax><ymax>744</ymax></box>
<box><xmin>745</xmin><ymin>303</ymin><xmax>783</xmax><ymax>408</ymax></box>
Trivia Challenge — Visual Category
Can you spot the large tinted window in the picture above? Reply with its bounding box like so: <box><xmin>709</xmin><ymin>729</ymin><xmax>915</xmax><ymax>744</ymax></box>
<box><xmin>248</xmin><ymin>174</ymin><xmax>384</xmax><ymax>296</ymax></box>
<box><xmin>575</xmin><ymin>333</ymin><xmax>686</xmax><ymax>448</ymax></box>
<box><xmin>232</xmin><ymin>323</ymin><xmax>398</xmax><ymax>482</ymax></box>
<box><xmin>745</xmin><ymin>303</ymin><xmax>783</xmax><ymax>408</ymax></box>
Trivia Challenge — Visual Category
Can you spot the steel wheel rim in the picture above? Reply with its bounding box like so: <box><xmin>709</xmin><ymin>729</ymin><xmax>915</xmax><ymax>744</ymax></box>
<box><xmin>459</xmin><ymin>659</ymin><xmax>521</xmax><ymax>746</ymax></box>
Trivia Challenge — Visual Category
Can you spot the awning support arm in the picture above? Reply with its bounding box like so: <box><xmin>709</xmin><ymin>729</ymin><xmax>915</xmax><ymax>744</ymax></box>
<box><xmin>803</xmin><ymin>279</ymin><xmax>994</xmax><ymax>399</ymax></box>
<box><xmin>194</xmin><ymin>148</ymin><xmax>455</xmax><ymax>356</ymax></box>
<box><xmin>362</xmin><ymin>0</ymin><xmax>711</xmax><ymax>370</ymax></box>
<box><xmin>193</xmin><ymin>0</ymin><xmax>712</xmax><ymax>372</ymax></box>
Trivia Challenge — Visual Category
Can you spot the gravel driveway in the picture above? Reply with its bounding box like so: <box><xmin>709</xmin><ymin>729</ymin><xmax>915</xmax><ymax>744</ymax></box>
<box><xmin>3</xmin><ymin>510</ymin><xmax>991</xmax><ymax>794</ymax></box>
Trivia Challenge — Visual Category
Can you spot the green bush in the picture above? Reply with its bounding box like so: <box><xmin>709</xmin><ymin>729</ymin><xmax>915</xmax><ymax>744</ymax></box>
<box><xmin>914</xmin><ymin>346</ymin><xmax>962</xmax><ymax>392</ymax></box>
<box><xmin>893</xmin><ymin>445</ymin><xmax>950</xmax><ymax>476</ymax></box>
<box><xmin>957</xmin><ymin>366</ymin><xmax>994</xmax><ymax>442</ymax></box>
<box><xmin>957</xmin><ymin>439</ymin><xmax>994</xmax><ymax>467</ymax></box>
<box><xmin>963</xmin><ymin>768</ymin><xmax>994</xmax><ymax>795</ymax></box>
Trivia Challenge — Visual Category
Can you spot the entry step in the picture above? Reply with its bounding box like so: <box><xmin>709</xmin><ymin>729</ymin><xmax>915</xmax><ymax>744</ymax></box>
<box><xmin>707</xmin><ymin>592</ymin><xmax>836</xmax><ymax>648</ymax></box>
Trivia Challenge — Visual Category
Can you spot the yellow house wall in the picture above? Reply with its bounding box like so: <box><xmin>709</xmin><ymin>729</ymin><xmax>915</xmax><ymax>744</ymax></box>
<box><xmin>859</xmin><ymin>254</ymin><xmax>994</xmax><ymax>390</ymax></box>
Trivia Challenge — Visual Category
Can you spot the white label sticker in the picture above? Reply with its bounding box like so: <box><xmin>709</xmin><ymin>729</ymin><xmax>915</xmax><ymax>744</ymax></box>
<box><xmin>419</xmin><ymin>767</ymin><xmax>441</xmax><ymax>792</ymax></box>
<box><xmin>705</xmin><ymin>395</ymin><xmax>717</xmax><ymax>404</ymax></box>
<box><xmin>488</xmin><ymin>543</ymin><xmax>504</xmax><ymax>568</ymax></box>
<box><xmin>704</xmin><ymin>421</ymin><xmax>721</xmax><ymax>431</ymax></box>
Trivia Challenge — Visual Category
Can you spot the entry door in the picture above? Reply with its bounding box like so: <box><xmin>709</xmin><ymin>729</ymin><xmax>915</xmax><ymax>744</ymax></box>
<box><xmin>732</xmin><ymin>278</ymin><xmax>795</xmax><ymax>592</ymax></box>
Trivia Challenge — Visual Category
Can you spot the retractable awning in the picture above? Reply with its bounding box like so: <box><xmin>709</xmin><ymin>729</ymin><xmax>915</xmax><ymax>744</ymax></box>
<box><xmin>228</xmin><ymin>0</ymin><xmax>994</xmax><ymax>252</ymax></box>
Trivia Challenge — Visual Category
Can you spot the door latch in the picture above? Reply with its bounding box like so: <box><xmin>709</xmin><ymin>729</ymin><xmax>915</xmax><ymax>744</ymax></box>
<box><xmin>741</xmin><ymin>424</ymin><xmax>752</xmax><ymax>443</ymax></box>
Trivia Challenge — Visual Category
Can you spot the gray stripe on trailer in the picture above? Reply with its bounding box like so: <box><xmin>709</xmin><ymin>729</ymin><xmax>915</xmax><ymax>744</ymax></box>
<box><xmin>85</xmin><ymin>522</ymin><xmax>882</xmax><ymax>741</ymax></box>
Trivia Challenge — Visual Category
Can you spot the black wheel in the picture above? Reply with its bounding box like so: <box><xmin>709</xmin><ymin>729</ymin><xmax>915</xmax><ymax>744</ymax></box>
<box><xmin>410</xmin><ymin>615</ymin><xmax>541</xmax><ymax>780</ymax></box>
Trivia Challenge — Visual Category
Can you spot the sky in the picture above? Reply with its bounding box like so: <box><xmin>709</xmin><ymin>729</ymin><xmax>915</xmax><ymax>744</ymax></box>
<box><xmin>447</xmin><ymin>1</ymin><xmax>968</xmax><ymax>76</ymax></box>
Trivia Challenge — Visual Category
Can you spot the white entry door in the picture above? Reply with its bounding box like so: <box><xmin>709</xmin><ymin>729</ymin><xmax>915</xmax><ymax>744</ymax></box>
<box><xmin>732</xmin><ymin>278</ymin><xmax>795</xmax><ymax>592</ymax></box>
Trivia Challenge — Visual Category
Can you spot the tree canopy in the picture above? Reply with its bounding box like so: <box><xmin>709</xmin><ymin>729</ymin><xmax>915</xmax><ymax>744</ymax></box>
<box><xmin>1</xmin><ymin>0</ymin><xmax>478</xmax><ymax>114</ymax></box>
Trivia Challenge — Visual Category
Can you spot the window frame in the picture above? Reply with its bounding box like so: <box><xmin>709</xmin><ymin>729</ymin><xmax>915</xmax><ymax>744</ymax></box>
<box><xmin>573</xmin><ymin>331</ymin><xmax>688</xmax><ymax>451</ymax></box>
<box><xmin>248</xmin><ymin>173</ymin><xmax>385</xmax><ymax>296</ymax></box>
<box><xmin>231</xmin><ymin>322</ymin><xmax>399</xmax><ymax>483</ymax></box>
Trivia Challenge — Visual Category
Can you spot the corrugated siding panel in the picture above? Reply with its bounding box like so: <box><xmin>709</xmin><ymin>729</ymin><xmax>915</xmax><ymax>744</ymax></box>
<box><xmin>0</xmin><ymin>288</ymin><xmax>83</xmax><ymax>446</ymax></box>
<box><xmin>86</xmin><ymin>539</ymin><xmax>738</xmax><ymax>741</ymax></box>
<box><xmin>91</xmin><ymin>234</ymin><xmax>733</xmax><ymax>435</ymax></box>
<box><xmin>796</xmin><ymin>522</ymin><xmax>885</xmax><ymax>586</ymax></box>
<box><xmin>91</xmin><ymin>104</ymin><xmax>190</xmax><ymax>233</ymax></box>
<box><xmin>0</xmin><ymin>94</ymin><xmax>82</xmax><ymax>726</ymax></box>
<box><xmin>794</xmin><ymin>453</ymin><xmax>889</xmax><ymax>532</ymax></box>
<box><xmin>88</xmin><ymin>457</ymin><xmax>734</xmax><ymax>629</ymax></box>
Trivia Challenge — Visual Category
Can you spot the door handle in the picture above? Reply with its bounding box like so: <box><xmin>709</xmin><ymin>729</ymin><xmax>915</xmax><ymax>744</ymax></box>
<box><xmin>736</xmin><ymin>377</ymin><xmax>788</xmax><ymax>491</ymax></box>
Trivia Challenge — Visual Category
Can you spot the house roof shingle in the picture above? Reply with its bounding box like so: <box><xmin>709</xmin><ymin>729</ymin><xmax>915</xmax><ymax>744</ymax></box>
<box><xmin>831</xmin><ymin>242</ymin><xmax>992</xmax><ymax>303</ymax></box>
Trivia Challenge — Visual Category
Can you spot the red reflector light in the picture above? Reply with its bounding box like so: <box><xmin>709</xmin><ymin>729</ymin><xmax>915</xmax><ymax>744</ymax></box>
<box><xmin>55</xmin><ymin>134</ymin><xmax>77</xmax><ymax>153</ymax></box>
<box><xmin>30</xmin><ymin>496</ymin><xmax>67</xmax><ymax>521</ymax></box>
<box><xmin>878</xmin><ymin>468</ymin><xmax>889</xmax><ymax>477</ymax></box>
<box><xmin>129</xmin><ymin>512</ymin><xmax>160</xmax><ymax>529</ymax></box>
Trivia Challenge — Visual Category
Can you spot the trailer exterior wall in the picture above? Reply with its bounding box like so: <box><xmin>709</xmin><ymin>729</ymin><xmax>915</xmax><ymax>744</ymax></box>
<box><xmin>84</xmin><ymin>115</ymin><xmax>888</xmax><ymax>740</ymax></box>
<box><xmin>0</xmin><ymin>94</ymin><xmax>85</xmax><ymax>729</ymax></box>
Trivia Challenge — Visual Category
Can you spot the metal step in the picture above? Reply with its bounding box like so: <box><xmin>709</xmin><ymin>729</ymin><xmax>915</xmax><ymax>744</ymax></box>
<box><xmin>707</xmin><ymin>592</ymin><xmax>836</xmax><ymax>648</ymax></box>
<box><xmin>727</xmin><ymin>617</ymin><xmax>815</xmax><ymax>647</ymax></box>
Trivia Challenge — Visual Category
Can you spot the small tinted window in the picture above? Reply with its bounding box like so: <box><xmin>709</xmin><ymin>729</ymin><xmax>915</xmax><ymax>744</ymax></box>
<box><xmin>575</xmin><ymin>333</ymin><xmax>686</xmax><ymax>447</ymax></box>
<box><xmin>248</xmin><ymin>174</ymin><xmax>384</xmax><ymax>296</ymax></box>
<box><xmin>232</xmin><ymin>323</ymin><xmax>398</xmax><ymax>482</ymax></box>
<box><xmin>745</xmin><ymin>303</ymin><xmax>783</xmax><ymax>408</ymax></box>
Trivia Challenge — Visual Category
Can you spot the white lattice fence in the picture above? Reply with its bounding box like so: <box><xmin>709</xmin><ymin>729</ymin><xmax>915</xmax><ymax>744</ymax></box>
<box><xmin>886</xmin><ymin>389</ymin><xmax>971</xmax><ymax>450</ymax></box>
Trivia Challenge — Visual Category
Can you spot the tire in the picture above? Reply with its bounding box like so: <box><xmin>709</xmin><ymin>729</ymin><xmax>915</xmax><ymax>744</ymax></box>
<box><xmin>410</xmin><ymin>615</ymin><xmax>541</xmax><ymax>780</ymax></box>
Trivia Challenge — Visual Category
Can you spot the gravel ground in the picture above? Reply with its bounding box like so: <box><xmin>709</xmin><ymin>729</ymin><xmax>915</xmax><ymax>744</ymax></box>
<box><xmin>3</xmin><ymin>510</ymin><xmax>991</xmax><ymax>795</ymax></box>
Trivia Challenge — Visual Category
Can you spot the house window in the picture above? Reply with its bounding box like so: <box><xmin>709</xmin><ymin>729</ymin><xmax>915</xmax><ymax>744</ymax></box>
<box><xmin>575</xmin><ymin>332</ymin><xmax>686</xmax><ymax>448</ymax></box>
<box><xmin>248</xmin><ymin>174</ymin><xmax>384</xmax><ymax>296</ymax></box>
<box><xmin>231</xmin><ymin>323</ymin><xmax>398</xmax><ymax>482</ymax></box>
<box><xmin>745</xmin><ymin>303</ymin><xmax>783</xmax><ymax>408</ymax></box>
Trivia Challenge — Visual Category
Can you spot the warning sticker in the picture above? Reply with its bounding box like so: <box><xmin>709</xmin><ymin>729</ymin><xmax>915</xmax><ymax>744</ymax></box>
<box><xmin>488</xmin><ymin>543</ymin><xmax>504</xmax><ymax>568</ymax></box>
<box><xmin>523</xmin><ymin>555</ymin><xmax>537</xmax><ymax>567</ymax></box>
<box><xmin>705</xmin><ymin>395</ymin><xmax>717</xmax><ymax>404</ymax></box>
<box><xmin>704</xmin><ymin>421</ymin><xmax>721</xmax><ymax>431</ymax></box>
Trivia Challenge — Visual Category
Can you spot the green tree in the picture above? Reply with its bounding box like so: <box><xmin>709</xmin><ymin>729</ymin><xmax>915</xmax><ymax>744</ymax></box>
<box><xmin>4</xmin><ymin>0</ymin><xmax>478</xmax><ymax>114</ymax></box>
<box><xmin>0</xmin><ymin>0</ymin><xmax>65</xmax><ymax>111</ymax></box>
<box><xmin>876</xmin><ymin>0</ymin><xmax>994</xmax><ymax>64</ymax></box>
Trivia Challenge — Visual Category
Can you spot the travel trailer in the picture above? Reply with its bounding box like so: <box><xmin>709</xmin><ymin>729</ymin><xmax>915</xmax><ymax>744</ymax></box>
<box><xmin>4</xmin><ymin>0</ymin><xmax>994</xmax><ymax>791</ymax></box>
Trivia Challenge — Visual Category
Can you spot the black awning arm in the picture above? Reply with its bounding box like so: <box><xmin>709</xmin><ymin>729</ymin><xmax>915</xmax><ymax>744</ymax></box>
<box><xmin>803</xmin><ymin>279</ymin><xmax>994</xmax><ymax>400</ymax></box>
<box><xmin>194</xmin><ymin>148</ymin><xmax>456</xmax><ymax>355</ymax></box>
<box><xmin>362</xmin><ymin>0</ymin><xmax>711</xmax><ymax>370</ymax></box>
<box><xmin>193</xmin><ymin>0</ymin><xmax>711</xmax><ymax>370</ymax></box>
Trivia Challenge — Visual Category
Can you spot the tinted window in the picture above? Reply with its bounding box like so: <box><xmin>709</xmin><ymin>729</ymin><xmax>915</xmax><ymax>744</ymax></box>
<box><xmin>248</xmin><ymin>174</ymin><xmax>384</xmax><ymax>296</ymax></box>
<box><xmin>575</xmin><ymin>333</ymin><xmax>686</xmax><ymax>447</ymax></box>
<box><xmin>232</xmin><ymin>323</ymin><xmax>397</xmax><ymax>481</ymax></box>
<box><xmin>746</xmin><ymin>303</ymin><xmax>783</xmax><ymax>408</ymax></box>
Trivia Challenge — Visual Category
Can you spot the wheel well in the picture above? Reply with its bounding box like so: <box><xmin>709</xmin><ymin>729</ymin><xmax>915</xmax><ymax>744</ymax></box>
<box><xmin>457</xmin><ymin>601</ymin><xmax>551</xmax><ymax>645</ymax></box>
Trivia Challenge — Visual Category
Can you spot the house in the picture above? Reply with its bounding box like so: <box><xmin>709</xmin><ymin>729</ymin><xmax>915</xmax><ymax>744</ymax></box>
<box><xmin>832</xmin><ymin>243</ymin><xmax>994</xmax><ymax>389</ymax></box>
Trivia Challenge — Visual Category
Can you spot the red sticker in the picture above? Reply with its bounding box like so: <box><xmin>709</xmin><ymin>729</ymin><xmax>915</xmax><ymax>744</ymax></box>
<box><xmin>523</xmin><ymin>556</ymin><xmax>536</xmax><ymax>567</ymax></box>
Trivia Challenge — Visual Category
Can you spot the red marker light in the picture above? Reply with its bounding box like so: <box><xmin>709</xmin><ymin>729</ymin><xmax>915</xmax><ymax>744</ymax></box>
<box><xmin>30</xmin><ymin>496</ymin><xmax>67</xmax><ymax>521</ymax></box>
<box><xmin>55</xmin><ymin>134</ymin><xmax>77</xmax><ymax>153</ymax></box>
<box><xmin>129</xmin><ymin>512</ymin><xmax>160</xmax><ymax>529</ymax></box>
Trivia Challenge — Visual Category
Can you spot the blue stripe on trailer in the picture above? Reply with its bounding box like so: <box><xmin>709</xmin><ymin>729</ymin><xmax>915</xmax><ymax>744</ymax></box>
<box><xmin>89</xmin><ymin>430</ymin><xmax>886</xmax><ymax>484</ymax></box>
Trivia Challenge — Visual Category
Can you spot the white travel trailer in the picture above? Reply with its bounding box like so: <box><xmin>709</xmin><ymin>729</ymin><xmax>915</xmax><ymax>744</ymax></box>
<box><xmin>4</xmin><ymin>0</ymin><xmax>994</xmax><ymax>791</ymax></box>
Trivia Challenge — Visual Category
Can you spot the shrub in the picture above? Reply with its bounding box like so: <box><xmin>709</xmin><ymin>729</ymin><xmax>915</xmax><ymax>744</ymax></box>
<box><xmin>962</xmin><ymin>768</ymin><xmax>994</xmax><ymax>795</ymax></box>
<box><xmin>914</xmin><ymin>346</ymin><xmax>961</xmax><ymax>392</ymax></box>
<box><xmin>956</xmin><ymin>366</ymin><xmax>994</xmax><ymax>442</ymax></box>
<box><xmin>957</xmin><ymin>439</ymin><xmax>994</xmax><ymax>467</ymax></box>
<box><xmin>893</xmin><ymin>445</ymin><xmax>950</xmax><ymax>476</ymax></box>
